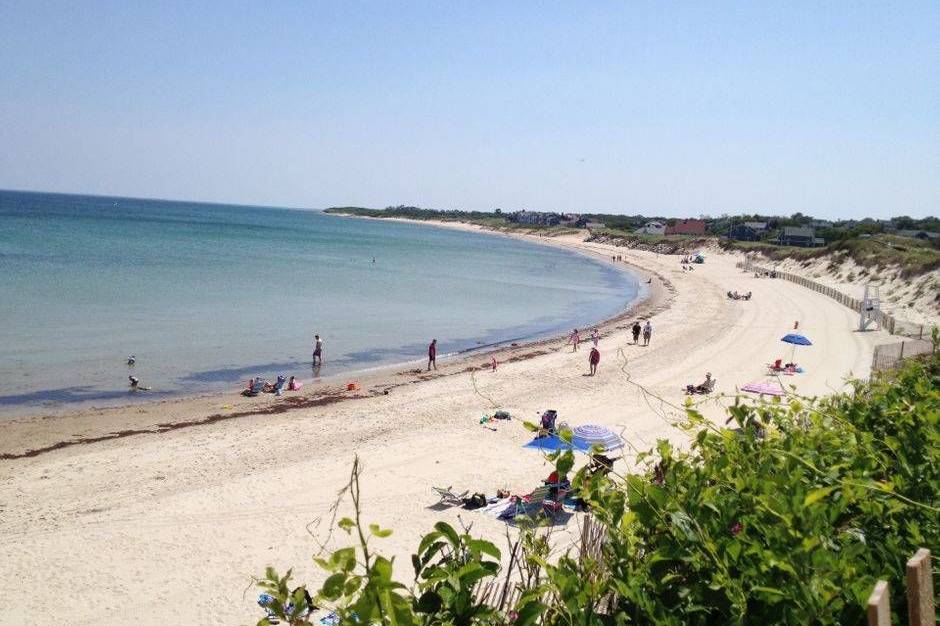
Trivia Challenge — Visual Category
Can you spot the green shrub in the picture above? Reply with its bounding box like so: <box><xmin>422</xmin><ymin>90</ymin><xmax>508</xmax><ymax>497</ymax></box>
<box><xmin>252</xmin><ymin>353</ymin><xmax>939</xmax><ymax>625</ymax></box>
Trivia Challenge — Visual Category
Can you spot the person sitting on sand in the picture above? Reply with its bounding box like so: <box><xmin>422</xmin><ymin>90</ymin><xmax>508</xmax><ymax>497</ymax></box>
<box><xmin>685</xmin><ymin>372</ymin><xmax>714</xmax><ymax>395</ymax></box>
<box><xmin>288</xmin><ymin>375</ymin><xmax>302</xmax><ymax>391</ymax></box>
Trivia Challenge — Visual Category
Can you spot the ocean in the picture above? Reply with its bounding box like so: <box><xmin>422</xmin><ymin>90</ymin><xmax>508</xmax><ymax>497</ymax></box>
<box><xmin>0</xmin><ymin>190</ymin><xmax>641</xmax><ymax>416</ymax></box>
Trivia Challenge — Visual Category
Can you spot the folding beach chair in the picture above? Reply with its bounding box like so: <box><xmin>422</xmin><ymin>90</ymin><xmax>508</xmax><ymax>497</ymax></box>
<box><xmin>432</xmin><ymin>486</ymin><xmax>468</xmax><ymax>506</ymax></box>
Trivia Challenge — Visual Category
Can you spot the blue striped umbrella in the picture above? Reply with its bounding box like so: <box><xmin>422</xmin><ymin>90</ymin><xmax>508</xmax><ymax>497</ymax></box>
<box><xmin>523</xmin><ymin>424</ymin><xmax>624</xmax><ymax>454</ymax></box>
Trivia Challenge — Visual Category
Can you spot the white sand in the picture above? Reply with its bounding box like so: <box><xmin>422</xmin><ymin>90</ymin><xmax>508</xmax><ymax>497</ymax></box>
<box><xmin>0</xmin><ymin>231</ymin><xmax>894</xmax><ymax>625</ymax></box>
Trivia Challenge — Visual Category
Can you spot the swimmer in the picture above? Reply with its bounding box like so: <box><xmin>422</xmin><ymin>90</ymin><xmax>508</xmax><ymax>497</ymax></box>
<box><xmin>128</xmin><ymin>375</ymin><xmax>151</xmax><ymax>391</ymax></box>
<box><xmin>127</xmin><ymin>355</ymin><xmax>136</xmax><ymax>365</ymax></box>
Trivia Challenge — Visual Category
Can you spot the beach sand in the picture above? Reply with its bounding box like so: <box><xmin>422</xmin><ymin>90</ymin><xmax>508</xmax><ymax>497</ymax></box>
<box><xmin>0</xmin><ymin>228</ymin><xmax>893</xmax><ymax>625</ymax></box>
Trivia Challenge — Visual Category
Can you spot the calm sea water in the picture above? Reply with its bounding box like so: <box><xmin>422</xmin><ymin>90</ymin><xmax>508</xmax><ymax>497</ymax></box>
<box><xmin>0</xmin><ymin>190</ymin><xmax>640</xmax><ymax>416</ymax></box>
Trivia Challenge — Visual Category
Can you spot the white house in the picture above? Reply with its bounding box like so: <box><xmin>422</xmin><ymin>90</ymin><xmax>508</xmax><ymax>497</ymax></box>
<box><xmin>636</xmin><ymin>221</ymin><xmax>666</xmax><ymax>236</ymax></box>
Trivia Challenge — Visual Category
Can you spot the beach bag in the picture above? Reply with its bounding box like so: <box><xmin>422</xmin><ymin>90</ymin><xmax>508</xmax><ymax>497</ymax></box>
<box><xmin>493</xmin><ymin>410</ymin><xmax>511</xmax><ymax>420</ymax></box>
<box><xmin>463</xmin><ymin>493</ymin><xmax>487</xmax><ymax>510</ymax></box>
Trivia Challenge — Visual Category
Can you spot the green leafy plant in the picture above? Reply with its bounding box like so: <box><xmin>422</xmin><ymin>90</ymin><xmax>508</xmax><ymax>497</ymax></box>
<box><xmin>252</xmin><ymin>353</ymin><xmax>939</xmax><ymax>625</ymax></box>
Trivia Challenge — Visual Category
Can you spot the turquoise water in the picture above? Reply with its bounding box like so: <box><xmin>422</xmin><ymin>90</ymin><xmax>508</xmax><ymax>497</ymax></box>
<box><xmin>0</xmin><ymin>190</ymin><xmax>640</xmax><ymax>415</ymax></box>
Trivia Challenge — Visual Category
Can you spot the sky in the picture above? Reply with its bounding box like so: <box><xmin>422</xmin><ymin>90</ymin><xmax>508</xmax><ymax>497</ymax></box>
<box><xmin>1</xmin><ymin>2</ymin><xmax>937</xmax><ymax>219</ymax></box>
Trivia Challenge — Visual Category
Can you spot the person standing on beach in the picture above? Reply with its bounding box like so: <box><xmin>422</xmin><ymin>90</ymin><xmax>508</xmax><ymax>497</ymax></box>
<box><xmin>643</xmin><ymin>321</ymin><xmax>652</xmax><ymax>346</ymax></box>
<box><xmin>589</xmin><ymin>346</ymin><xmax>600</xmax><ymax>375</ymax></box>
<box><xmin>631</xmin><ymin>321</ymin><xmax>641</xmax><ymax>344</ymax></box>
<box><xmin>313</xmin><ymin>334</ymin><xmax>323</xmax><ymax>365</ymax></box>
<box><xmin>591</xmin><ymin>328</ymin><xmax>599</xmax><ymax>347</ymax></box>
<box><xmin>570</xmin><ymin>328</ymin><xmax>581</xmax><ymax>352</ymax></box>
<box><xmin>428</xmin><ymin>339</ymin><xmax>437</xmax><ymax>371</ymax></box>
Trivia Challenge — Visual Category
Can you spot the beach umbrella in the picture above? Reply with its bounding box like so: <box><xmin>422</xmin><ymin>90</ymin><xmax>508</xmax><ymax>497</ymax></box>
<box><xmin>523</xmin><ymin>424</ymin><xmax>624</xmax><ymax>454</ymax></box>
<box><xmin>741</xmin><ymin>381</ymin><xmax>785</xmax><ymax>397</ymax></box>
<box><xmin>780</xmin><ymin>333</ymin><xmax>811</xmax><ymax>363</ymax></box>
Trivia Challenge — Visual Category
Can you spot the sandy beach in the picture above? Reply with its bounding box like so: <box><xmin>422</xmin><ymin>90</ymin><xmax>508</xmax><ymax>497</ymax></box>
<box><xmin>0</xmin><ymin>226</ymin><xmax>895</xmax><ymax>625</ymax></box>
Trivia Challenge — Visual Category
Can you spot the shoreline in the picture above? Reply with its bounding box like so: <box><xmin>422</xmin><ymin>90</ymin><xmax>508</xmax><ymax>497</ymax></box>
<box><xmin>0</xmin><ymin>223</ymin><xmax>894</xmax><ymax>625</ymax></box>
<box><xmin>0</xmin><ymin>221</ymin><xmax>668</xmax><ymax>459</ymax></box>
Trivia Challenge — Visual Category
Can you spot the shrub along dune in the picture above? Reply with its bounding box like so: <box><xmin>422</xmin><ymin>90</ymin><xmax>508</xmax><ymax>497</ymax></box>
<box><xmin>255</xmin><ymin>343</ymin><xmax>939</xmax><ymax>625</ymax></box>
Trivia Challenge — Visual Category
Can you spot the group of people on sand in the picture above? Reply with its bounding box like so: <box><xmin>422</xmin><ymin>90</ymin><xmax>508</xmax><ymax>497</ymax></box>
<box><xmin>242</xmin><ymin>375</ymin><xmax>302</xmax><ymax>397</ymax></box>
<box><xmin>727</xmin><ymin>290</ymin><xmax>752</xmax><ymax>300</ymax></box>
<box><xmin>568</xmin><ymin>328</ymin><xmax>602</xmax><ymax>375</ymax></box>
<box><xmin>631</xmin><ymin>320</ymin><xmax>653</xmax><ymax>346</ymax></box>
<box><xmin>611</xmin><ymin>254</ymin><xmax>624</xmax><ymax>262</ymax></box>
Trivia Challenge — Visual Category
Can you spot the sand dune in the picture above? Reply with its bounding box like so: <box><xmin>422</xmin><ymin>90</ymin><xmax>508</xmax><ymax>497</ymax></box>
<box><xmin>0</xmin><ymin>231</ymin><xmax>893</xmax><ymax>625</ymax></box>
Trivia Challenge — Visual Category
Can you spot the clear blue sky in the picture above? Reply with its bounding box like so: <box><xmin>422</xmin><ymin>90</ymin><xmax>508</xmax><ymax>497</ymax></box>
<box><xmin>1</xmin><ymin>2</ymin><xmax>937</xmax><ymax>218</ymax></box>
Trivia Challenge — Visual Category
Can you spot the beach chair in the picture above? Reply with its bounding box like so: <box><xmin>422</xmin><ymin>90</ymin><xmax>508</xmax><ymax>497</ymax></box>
<box><xmin>432</xmin><ymin>486</ymin><xmax>468</xmax><ymax>507</ymax></box>
<box><xmin>537</xmin><ymin>410</ymin><xmax>558</xmax><ymax>437</ymax></box>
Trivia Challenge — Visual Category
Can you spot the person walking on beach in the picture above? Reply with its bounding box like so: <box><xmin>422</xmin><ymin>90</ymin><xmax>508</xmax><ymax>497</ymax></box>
<box><xmin>312</xmin><ymin>334</ymin><xmax>323</xmax><ymax>365</ymax></box>
<box><xmin>428</xmin><ymin>339</ymin><xmax>437</xmax><ymax>371</ymax></box>
<box><xmin>642</xmin><ymin>320</ymin><xmax>652</xmax><ymax>346</ymax></box>
<box><xmin>589</xmin><ymin>346</ymin><xmax>600</xmax><ymax>376</ymax></box>
<box><xmin>631</xmin><ymin>321</ymin><xmax>642</xmax><ymax>344</ymax></box>
<box><xmin>591</xmin><ymin>328</ymin><xmax>599</xmax><ymax>347</ymax></box>
<box><xmin>570</xmin><ymin>328</ymin><xmax>581</xmax><ymax>352</ymax></box>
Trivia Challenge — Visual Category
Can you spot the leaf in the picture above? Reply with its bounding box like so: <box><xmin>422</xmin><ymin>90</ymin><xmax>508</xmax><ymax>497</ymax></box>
<box><xmin>415</xmin><ymin>590</ymin><xmax>442</xmax><ymax>614</ymax></box>
<box><xmin>433</xmin><ymin>521</ymin><xmax>461</xmax><ymax>547</ymax></box>
<box><xmin>752</xmin><ymin>586</ymin><xmax>786</xmax><ymax>596</ymax></box>
<box><xmin>321</xmin><ymin>573</ymin><xmax>346</xmax><ymax>601</ymax></box>
<box><xmin>514</xmin><ymin>599</ymin><xmax>547</xmax><ymax>626</ymax></box>
<box><xmin>522</xmin><ymin>420</ymin><xmax>539</xmax><ymax>432</ymax></box>
<box><xmin>369</xmin><ymin>523</ymin><xmax>393</xmax><ymax>538</ymax></box>
<box><xmin>804</xmin><ymin>487</ymin><xmax>835</xmax><ymax>507</ymax></box>
<box><xmin>338</xmin><ymin>517</ymin><xmax>355</xmax><ymax>533</ymax></box>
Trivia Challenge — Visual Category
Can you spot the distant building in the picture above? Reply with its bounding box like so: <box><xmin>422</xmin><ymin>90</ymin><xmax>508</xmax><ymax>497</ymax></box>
<box><xmin>897</xmin><ymin>229</ymin><xmax>940</xmax><ymax>241</ymax></box>
<box><xmin>584</xmin><ymin>221</ymin><xmax>605</xmax><ymax>230</ymax></box>
<box><xmin>778</xmin><ymin>226</ymin><xmax>820</xmax><ymax>247</ymax></box>
<box><xmin>665</xmin><ymin>219</ymin><xmax>707</xmax><ymax>236</ymax></box>
<box><xmin>511</xmin><ymin>210</ymin><xmax>561</xmax><ymax>226</ymax></box>
<box><xmin>635</xmin><ymin>221</ymin><xmax>666</xmax><ymax>236</ymax></box>
<box><xmin>729</xmin><ymin>221</ymin><xmax>767</xmax><ymax>241</ymax></box>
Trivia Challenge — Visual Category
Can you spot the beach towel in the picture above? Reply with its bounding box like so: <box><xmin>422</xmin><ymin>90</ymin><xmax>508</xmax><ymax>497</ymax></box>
<box><xmin>479</xmin><ymin>497</ymin><xmax>514</xmax><ymax>518</ymax></box>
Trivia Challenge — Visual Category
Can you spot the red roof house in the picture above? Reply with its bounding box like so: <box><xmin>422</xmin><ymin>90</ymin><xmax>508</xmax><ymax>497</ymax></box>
<box><xmin>665</xmin><ymin>219</ymin><xmax>707</xmax><ymax>236</ymax></box>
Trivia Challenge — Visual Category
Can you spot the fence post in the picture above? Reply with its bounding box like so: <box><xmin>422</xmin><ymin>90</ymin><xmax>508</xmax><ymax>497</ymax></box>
<box><xmin>867</xmin><ymin>580</ymin><xmax>892</xmax><ymax>626</ymax></box>
<box><xmin>906</xmin><ymin>548</ymin><xmax>935</xmax><ymax>626</ymax></box>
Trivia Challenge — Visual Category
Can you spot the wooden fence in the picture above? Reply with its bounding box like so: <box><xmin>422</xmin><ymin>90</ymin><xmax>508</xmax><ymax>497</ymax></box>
<box><xmin>736</xmin><ymin>259</ymin><xmax>902</xmax><ymax>333</ymax></box>
<box><xmin>871</xmin><ymin>339</ymin><xmax>936</xmax><ymax>372</ymax></box>
<box><xmin>867</xmin><ymin>548</ymin><xmax>936</xmax><ymax>626</ymax></box>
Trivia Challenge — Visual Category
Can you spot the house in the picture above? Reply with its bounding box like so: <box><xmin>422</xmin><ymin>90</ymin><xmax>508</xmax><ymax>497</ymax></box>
<box><xmin>635</xmin><ymin>221</ymin><xmax>666</xmax><ymax>236</ymax></box>
<box><xmin>511</xmin><ymin>210</ymin><xmax>561</xmax><ymax>226</ymax></box>
<box><xmin>897</xmin><ymin>229</ymin><xmax>940</xmax><ymax>241</ymax></box>
<box><xmin>584</xmin><ymin>221</ymin><xmax>606</xmax><ymax>230</ymax></box>
<box><xmin>778</xmin><ymin>226</ymin><xmax>820</xmax><ymax>247</ymax></box>
<box><xmin>665</xmin><ymin>219</ymin><xmax>707</xmax><ymax>236</ymax></box>
<box><xmin>729</xmin><ymin>221</ymin><xmax>767</xmax><ymax>241</ymax></box>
